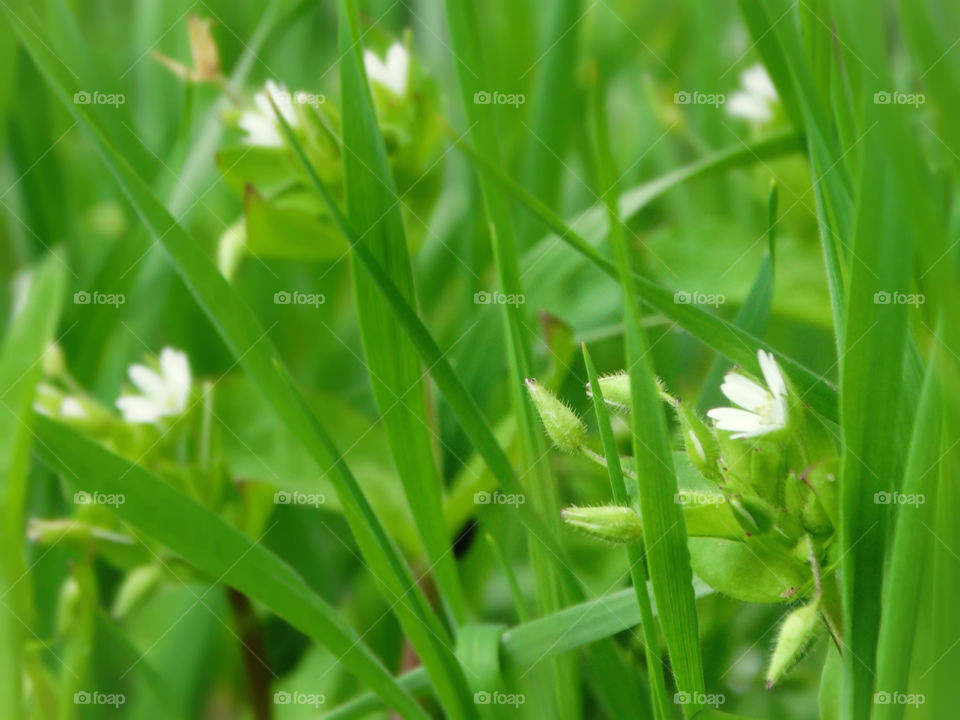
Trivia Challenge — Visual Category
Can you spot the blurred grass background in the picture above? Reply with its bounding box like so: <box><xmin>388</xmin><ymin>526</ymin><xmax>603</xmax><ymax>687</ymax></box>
<box><xmin>1</xmin><ymin>0</ymin><xmax>954</xmax><ymax>718</ymax></box>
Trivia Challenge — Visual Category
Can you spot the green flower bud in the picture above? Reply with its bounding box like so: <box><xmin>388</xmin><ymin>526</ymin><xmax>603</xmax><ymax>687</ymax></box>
<box><xmin>42</xmin><ymin>342</ymin><xmax>66</xmax><ymax>378</ymax></box>
<box><xmin>55</xmin><ymin>577</ymin><xmax>81</xmax><ymax>638</ymax></box>
<box><xmin>728</xmin><ymin>494</ymin><xmax>777</xmax><ymax>535</ymax></box>
<box><xmin>112</xmin><ymin>564</ymin><xmax>164</xmax><ymax>620</ymax></box>
<box><xmin>766</xmin><ymin>600</ymin><xmax>821</xmax><ymax>688</ymax></box>
<box><xmin>561</xmin><ymin>505</ymin><xmax>644</xmax><ymax>543</ymax></box>
<box><xmin>585</xmin><ymin>372</ymin><xmax>674</xmax><ymax>413</ymax></box>
<box><xmin>525</xmin><ymin>379</ymin><xmax>587</xmax><ymax>453</ymax></box>
<box><xmin>676</xmin><ymin>402</ymin><xmax>721</xmax><ymax>482</ymax></box>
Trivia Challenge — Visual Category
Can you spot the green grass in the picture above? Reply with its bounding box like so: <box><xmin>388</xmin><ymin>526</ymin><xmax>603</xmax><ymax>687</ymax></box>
<box><xmin>1</xmin><ymin>1</ymin><xmax>958</xmax><ymax>719</ymax></box>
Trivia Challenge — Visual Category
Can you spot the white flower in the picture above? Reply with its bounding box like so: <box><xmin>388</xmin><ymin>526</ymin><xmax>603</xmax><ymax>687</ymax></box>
<box><xmin>116</xmin><ymin>348</ymin><xmax>191</xmax><ymax>424</ymax></box>
<box><xmin>726</xmin><ymin>63</ymin><xmax>778</xmax><ymax>123</ymax></box>
<box><xmin>363</xmin><ymin>42</ymin><xmax>409</xmax><ymax>95</ymax></box>
<box><xmin>33</xmin><ymin>384</ymin><xmax>87</xmax><ymax>420</ymax></box>
<box><xmin>707</xmin><ymin>350</ymin><xmax>787</xmax><ymax>439</ymax></box>
<box><xmin>238</xmin><ymin>79</ymin><xmax>297</xmax><ymax>148</ymax></box>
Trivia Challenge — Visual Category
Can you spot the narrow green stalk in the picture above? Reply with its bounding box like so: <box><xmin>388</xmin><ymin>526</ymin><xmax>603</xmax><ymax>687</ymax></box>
<box><xmin>583</xmin><ymin>344</ymin><xmax>669</xmax><ymax>720</ymax></box>
<box><xmin>588</xmin><ymin>67</ymin><xmax>705</xmax><ymax>715</ymax></box>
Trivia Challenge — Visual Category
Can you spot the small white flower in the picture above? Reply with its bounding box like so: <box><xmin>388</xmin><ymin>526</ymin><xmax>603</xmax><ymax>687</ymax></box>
<box><xmin>238</xmin><ymin>79</ymin><xmax>297</xmax><ymax>148</ymax></box>
<box><xmin>363</xmin><ymin>42</ymin><xmax>409</xmax><ymax>95</ymax></box>
<box><xmin>726</xmin><ymin>63</ymin><xmax>778</xmax><ymax>123</ymax></box>
<box><xmin>707</xmin><ymin>350</ymin><xmax>787</xmax><ymax>439</ymax></box>
<box><xmin>116</xmin><ymin>347</ymin><xmax>191</xmax><ymax>424</ymax></box>
<box><xmin>33</xmin><ymin>384</ymin><xmax>88</xmax><ymax>420</ymax></box>
<box><xmin>60</xmin><ymin>397</ymin><xmax>87</xmax><ymax>419</ymax></box>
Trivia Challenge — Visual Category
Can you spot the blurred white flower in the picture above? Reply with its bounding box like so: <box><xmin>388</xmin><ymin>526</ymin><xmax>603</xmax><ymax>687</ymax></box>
<box><xmin>726</xmin><ymin>64</ymin><xmax>778</xmax><ymax>123</ymax></box>
<box><xmin>116</xmin><ymin>348</ymin><xmax>191</xmax><ymax>423</ymax></box>
<box><xmin>238</xmin><ymin>79</ymin><xmax>297</xmax><ymax>147</ymax></box>
<box><xmin>34</xmin><ymin>384</ymin><xmax>88</xmax><ymax>420</ymax></box>
<box><xmin>364</xmin><ymin>43</ymin><xmax>409</xmax><ymax>95</ymax></box>
<box><xmin>707</xmin><ymin>350</ymin><xmax>787</xmax><ymax>439</ymax></box>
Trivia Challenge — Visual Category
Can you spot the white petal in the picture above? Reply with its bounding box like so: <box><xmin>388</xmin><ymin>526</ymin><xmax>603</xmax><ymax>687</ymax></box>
<box><xmin>128</xmin><ymin>364</ymin><xmax>167</xmax><ymax>404</ymax></box>
<box><xmin>757</xmin><ymin>350</ymin><xmax>786</xmax><ymax>398</ymax></box>
<box><xmin>707</xmin><ymin>407</ymin><xmax>764</xmax><ymax>433</ymax></box>
<box><xmin>720</xmin><ymin>373</ymin><xmax>770</xmax><ymax>412</ymax></box>
<box><xmin>264</xmin><ymin>80</ymin><xmax>296</xmax><ymax>124</ymax></box>
<box><xmin>238</xmin><ymin>112</ymin><xmax>283</xmax><ymax>147</ymax></box>
<box><xmin>60</xmin><ymin>397</ymin><xmax>87</xmax><ymax>419</ymax></box>
<box><xmin>116</xmin><ymin>395</ymin><xmax>162</xmax><ymax>423</ymax></box>
<box><xmin>726</xmin><ymin>91</ymin><xmax>773</xmax><ymax>122</ymax></box>
<box><xmin>365</xmin><ymin>43</ymin><xmax>408</xmax><ymax>95</ymax></box>
<box><xmin>159</xmin><ymin>347</ymin><xmax>191</xmax><ymax>413</ymax></box>
<box><xmin>741</xmin><ymin>63</ymin><xmax>778</xmax><ymax>101</ymax></box>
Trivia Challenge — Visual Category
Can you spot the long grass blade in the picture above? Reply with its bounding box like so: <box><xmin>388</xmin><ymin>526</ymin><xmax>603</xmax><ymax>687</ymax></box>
<box><xmin>0</xmin><ymin>252</ymin><xmax>66</xmax><ymax>719</ymax></box>
<box><xmin>589</xmin><ymin>69</ymin><xmax>705</xmax><ymax>714</ymax></box>
<box><xmin>337</xmin><ymin>0</ymin><xmax>468</xmax><ymax>627</ymax></box>
<box><xmin>32</xmin><ymin>416</ymin><xmax>430</xmax><ymax>719</ymax></box>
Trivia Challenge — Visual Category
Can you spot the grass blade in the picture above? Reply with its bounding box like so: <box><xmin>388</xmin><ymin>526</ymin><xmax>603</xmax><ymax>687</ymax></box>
<box><xmin>1</xmin><ymin>9</ymin><xmax>475</xmax><ymax>716</ymax></box>
<box><xmin>0</xmin><ymin>251</ymin><xmax>66</xmax><ymax>719</ymax></box>
<box><xmin>873</xmin><ymin>326</ymin><xmax>942</xmax><ymax>720</ymax></box>
<box><xmin>451</xmin><ymin>132</ymin><xmax>839</xmax><ymax>422</ymax></box>
<box><xmin>583</xmin><ymin>344</ymin><xmax>668</xmax><ymax>719</ymax></box>
<box><xmin>32</xmin><ymin>416</ymin><xmax>430</xmax><ymax>719</ymax></box>
<box><xmin>589</xmin><ymin>70</ymin><xmax>705</xmax><ymax>714</ymax></box>
<box><xmin>337</xmin><ymin>0</ymin><xmax>468</xmax><ymax>626</ymax></box>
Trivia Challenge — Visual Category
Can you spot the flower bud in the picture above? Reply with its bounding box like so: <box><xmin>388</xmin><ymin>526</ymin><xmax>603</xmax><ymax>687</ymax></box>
<box><xmin>766</xmin><ymin>600</ymin><xmax>820</xmax><ymax>688</ymax></box>
<box><xmin>676</xmin><ymin>402</ymin><xmax>721</xmax><ymax>482</ymax></box>
<box><xmin>728</xmin><ymin>494</ymin><xmax>776</xmax><ymax>535</ymax></box>
<box><xmin>561</xmin><ymin>505</ymin><xmax>644</xmax><ymax>543</ymax></box>
<box><xmin>41</xmin><ymin>342</ymin><xmax>66</xmax><ymax>378</ymax></box>
<box><xmin>525</xmin><ymin>379</ymin><xmax>587</xmax><ymax>453</ymax></box>
<box><xmin>585</xmin><ymin>372</ymin><xmax>674</xmax><ymax>413</ymax></box>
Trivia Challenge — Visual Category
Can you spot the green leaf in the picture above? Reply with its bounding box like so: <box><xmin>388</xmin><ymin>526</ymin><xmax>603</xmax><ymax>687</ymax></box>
<box><xmin>0</xmin><ymin>251</ymin><xmax>66</xmax><ymax>719</ymax></box>
<box><xmin>583</xmin><ymin>344</ymin><xmax>668</xmax><ymax>720</ymax></box>
<box><xmin>874</xmin><ymin>338</ymin><xmax>942</xmax><ymax>720</ymax></box>
<box><xmin>32</xmin><ymin>416</ymin><xmax>430</xmax><ymax>720</ymax></box>
<box><xmin>1</xmin><ymin>8</ymin><xmax>462</xmax><ymax>716</ymax></box>
<box><xmin>336</xmin><ymin>0</ymin><xmax>469</xmax><ymax>631</ymax></box>
<box><xmin>452</xmin><ymin>131</ymin><xmax>838</xmax><ymax>423</ymax></box>
<box><xmin>243</xmin><ymin>185</ymin><xmax>346</xmax><ymax>262</ymax></box>
<box><xmin>323</xmin><ymin>582</ymin><xmax>715</xmax><ymax>719</ymax></box>
<box><xmin>589</xmin><ymin>71</ymin><xmax>704</xmax><ymax>714</ymax></box>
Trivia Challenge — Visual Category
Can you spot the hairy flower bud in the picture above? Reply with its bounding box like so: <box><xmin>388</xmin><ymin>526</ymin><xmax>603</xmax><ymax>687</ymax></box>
<box><xmin>585</xmin><ymin>372</ymin><xmax>674</xmax><ymax>413</ymax></box>
<box><xmin>561</xmin><ymin>505</ymin><xmax>644</xmax><ymax>543</ymax></box>
<box><xmin>766</xmin><ymin>600</ymin><xmax>820</xmax><ymax>688</ymax></box>
<box><xmin>526</xmin><ymin>379</ymin><xmax>587</xmax><ymax>453</ymax></box>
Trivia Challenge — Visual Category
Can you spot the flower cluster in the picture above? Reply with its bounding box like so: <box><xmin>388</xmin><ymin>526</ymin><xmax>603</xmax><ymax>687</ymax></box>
<box><xmin>526</xmin><ymin>349</ymin><xmax>841</xmax><ymax>687</ymax></box>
